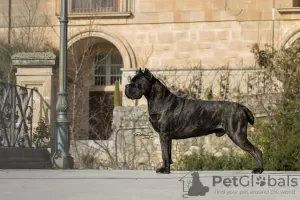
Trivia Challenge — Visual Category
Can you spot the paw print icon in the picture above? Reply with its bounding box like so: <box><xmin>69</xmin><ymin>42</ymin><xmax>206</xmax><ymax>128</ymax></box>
<box><xmin>256</xmin><ymin>176</ymin><xmax>266</xmax><ymax>186</ymax></box>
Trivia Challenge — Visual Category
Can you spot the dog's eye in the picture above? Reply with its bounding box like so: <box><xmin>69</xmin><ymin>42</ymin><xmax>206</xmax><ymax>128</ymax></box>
<box><xmin>135</xmin><ymin>83</ymin><xmax>141</xmax><ymax>89</ymax></box>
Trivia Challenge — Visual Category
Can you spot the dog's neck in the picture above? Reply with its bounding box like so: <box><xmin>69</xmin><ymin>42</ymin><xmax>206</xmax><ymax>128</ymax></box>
<box><xmin>146</xmin><ymin>78</ymin><xmax>173</xmax><ymax>100</ymax></box>
<box><xmin>146</xmin><ymin>79</ymin><xmax>176</xmax><ymax>115</ymax></box>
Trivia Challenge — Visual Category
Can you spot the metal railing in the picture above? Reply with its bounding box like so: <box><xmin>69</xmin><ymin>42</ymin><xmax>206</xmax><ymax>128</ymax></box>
<box><xmin>70</xmin><ymin>0</ymin><xmax>131</xmax><ymax>13</ymax></box>
<box><xmin>0</xmin><ymin>82</ymin><xmax>34</xmax><ymax>148</ymax></box>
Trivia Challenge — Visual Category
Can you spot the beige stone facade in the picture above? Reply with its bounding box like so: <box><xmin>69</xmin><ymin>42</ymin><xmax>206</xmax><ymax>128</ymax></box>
<box><xmin>2</xmin><ymin>0</ymin><xmax>300</xmax><ymax>139</ymax></box>
<box><xmin>1</xmin><ymin>0</ymin><xmax>300</xmax><ymax>72</ymax></box>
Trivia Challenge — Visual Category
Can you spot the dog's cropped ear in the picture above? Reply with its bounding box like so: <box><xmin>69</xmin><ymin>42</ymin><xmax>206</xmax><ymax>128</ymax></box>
<box><xmin>143</xmin><ymin>68</ymin><xmax>153</xmax><ymax>81</ymax></box>
<box><xmin>136</xmin><ymin>68</ymin><xmax>142</xmax><ymax>74</ymax></box>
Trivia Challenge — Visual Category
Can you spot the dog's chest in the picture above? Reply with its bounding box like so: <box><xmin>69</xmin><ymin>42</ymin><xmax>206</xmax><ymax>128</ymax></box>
<box><xmin>148</xmin><ymin>114</ymin><xmax>161</xmax><ymax>132</ymax></box>
<box><xmin>148</xmin><ymin>110</ymin><xmax>180</xmax><ymax>134</ymax></box>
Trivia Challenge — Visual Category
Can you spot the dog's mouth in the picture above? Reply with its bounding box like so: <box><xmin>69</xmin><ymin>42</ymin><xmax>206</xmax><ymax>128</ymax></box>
<box><xmin>125</xmin><ymin>85</ymin><xmax>143</xmax><ymax>100</ymax></box>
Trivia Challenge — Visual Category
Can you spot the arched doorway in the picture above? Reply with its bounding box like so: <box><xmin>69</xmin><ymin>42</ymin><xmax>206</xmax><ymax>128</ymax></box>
<box><xmin>282</xmin><ymin>29</ymin><xmax>300</xmax><ymax>49</ymax></box>
<box><xmin>67</xmin><ymin>36</ymin><xmax>123</xmax><ymax>140</ymax></box>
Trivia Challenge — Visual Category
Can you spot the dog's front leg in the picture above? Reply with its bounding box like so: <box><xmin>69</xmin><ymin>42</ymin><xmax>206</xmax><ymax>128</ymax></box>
<box><xmin>156</xmin><ymin>134</ymin><xmax>171</xmax><ymax>174</ymax></box>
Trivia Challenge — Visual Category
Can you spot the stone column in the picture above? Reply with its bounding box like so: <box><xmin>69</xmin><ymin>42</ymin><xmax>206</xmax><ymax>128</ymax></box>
<box><xmin>12</xmin><ymin>52</ymin><xmax>58</xmax><ymax>153</ymax></box>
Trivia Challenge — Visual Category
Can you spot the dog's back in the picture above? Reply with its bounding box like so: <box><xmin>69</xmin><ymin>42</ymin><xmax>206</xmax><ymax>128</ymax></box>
<box><xmin>164</xmin><ymin>97</ymin><xmax>253</xmax><ymax>139</ymax></box>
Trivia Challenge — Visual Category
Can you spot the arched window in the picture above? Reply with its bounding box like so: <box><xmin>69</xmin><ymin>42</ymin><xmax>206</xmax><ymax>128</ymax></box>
<box><xmin>93</xmin><ymin>53</ymin><xmax>122</xmax><ymax>86</ymax></box>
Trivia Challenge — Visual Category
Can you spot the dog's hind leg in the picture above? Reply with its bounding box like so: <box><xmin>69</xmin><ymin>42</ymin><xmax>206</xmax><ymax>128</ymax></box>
<box><xmin>228</xmin><ymin>128</ymin><xmax>264</xmax><ymax>174</ymax></box>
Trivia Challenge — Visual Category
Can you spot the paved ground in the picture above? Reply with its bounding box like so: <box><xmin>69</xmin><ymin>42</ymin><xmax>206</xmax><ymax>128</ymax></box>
<box><xmin>0</xmin><ymin>170</ymin><xmax>300</xmax><ymax>200</ymax></box>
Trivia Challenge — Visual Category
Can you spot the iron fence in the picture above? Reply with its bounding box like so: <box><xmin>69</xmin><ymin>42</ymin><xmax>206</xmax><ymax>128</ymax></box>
<box><xmin>0</xmin><ymin>82</ymin><xmax>34</xmax><ymax>148</ymax></box>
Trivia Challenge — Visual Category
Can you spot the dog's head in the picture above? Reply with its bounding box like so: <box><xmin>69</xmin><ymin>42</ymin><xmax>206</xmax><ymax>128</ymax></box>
<box><xmin>125</xmin><ymin>68</ymin><xmax>154</xmax><ymax>100</ymax></box>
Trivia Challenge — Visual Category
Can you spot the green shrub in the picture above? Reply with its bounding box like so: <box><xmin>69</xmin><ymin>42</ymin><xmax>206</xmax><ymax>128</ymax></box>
<box><xmin>250</xmin><ymin>114</ymin><xmax>300</xmax><ymax>171</ymax></box>
<box><xmin>174</xmin><ymin>151</ymin><xmax>255</xmax><ymax>171</ymax></box>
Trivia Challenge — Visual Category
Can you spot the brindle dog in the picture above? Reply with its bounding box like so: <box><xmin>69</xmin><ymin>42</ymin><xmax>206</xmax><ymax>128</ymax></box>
<box><xmin>125</xmin><ymin>68</ymin><xmax>263</xmax><ymax>174</ymax></box>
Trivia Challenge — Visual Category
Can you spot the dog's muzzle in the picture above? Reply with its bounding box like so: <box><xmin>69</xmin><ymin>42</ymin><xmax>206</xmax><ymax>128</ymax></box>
<box><xmin>125</xmin><ymin>84</ymin><xmax>131</xmax><ymax>98</ymax></box>
<box><xmin>125</xmin><ymin>84</ymin><xmax>143</xmax><ymax>99</ymax></box>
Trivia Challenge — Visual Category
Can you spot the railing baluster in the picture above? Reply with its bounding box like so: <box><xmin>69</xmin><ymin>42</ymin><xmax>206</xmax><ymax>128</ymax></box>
<box><xmin>29</xmin><ymin>90</ymin><xmax>33</xmax><ymax>148</ymax></box>
<box><xmin>11</xmin><ymin>85</ymin><xmax>15</xmax><ymax>147</ymax></box>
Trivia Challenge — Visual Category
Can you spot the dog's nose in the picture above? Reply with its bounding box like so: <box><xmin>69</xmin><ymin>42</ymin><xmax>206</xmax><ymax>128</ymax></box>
<box><xmin>125</xmin><ymin>85</ymin><xmax>130</xmax><ymax>89</ymax></box>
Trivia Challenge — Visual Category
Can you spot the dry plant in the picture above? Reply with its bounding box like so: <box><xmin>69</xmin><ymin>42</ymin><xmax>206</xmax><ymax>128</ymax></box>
<box><xmin>64</xmin><ymin>15</ymin><xmax>136</xmax><ymax>169</ymax></box>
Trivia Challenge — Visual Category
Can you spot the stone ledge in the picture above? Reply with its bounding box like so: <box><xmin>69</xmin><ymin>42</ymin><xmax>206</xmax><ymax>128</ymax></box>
<box><xmin>12</xmin><ymin>52</ymin><xmax>57</xmax><ymax>66</ymax></box>
<box><xmin>278</xmin><ymin>8</ymin><xmax>300</xmax><ymax>14</ymax></box>
<box><xmin>56</xmin><ymin>12</ymin><xmax>132</xmax><ymax>20</ymax></box>
<box><xmin>12</xmin><ymin>60</ymin><xmax>56</xmax><ymax>66</ymax></box>
<box><xmin>12</xmin><ymin>52</ymin><xmax>56</xmax><ymax>60</ymax></box>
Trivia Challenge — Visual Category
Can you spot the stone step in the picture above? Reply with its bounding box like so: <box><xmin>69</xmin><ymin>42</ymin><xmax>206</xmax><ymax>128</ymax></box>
<box><xmin>0</xmin><ymin>148</ymin><xmax>52</xmax><ymax>169</ymax></box>
<box><xmin>0</xmin><ymin>161</ymin><xmax>52</xmax><ymax>169</ymax></box>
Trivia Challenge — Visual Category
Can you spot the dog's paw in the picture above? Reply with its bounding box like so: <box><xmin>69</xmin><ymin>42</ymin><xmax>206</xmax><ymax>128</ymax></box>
<box><xmin>156</xmin><ymin>167</ymin><xmax>170</xmax><ymax>174</ymax></box>
<box><xmin>256</xmin><ymin>176</ymin><xmax>266</xmax><ymax>186</ymax></box>
<box><xmin>252</xmin><ymin>168</ymin><xmax>264</xmax><ymax>174</ymax></box>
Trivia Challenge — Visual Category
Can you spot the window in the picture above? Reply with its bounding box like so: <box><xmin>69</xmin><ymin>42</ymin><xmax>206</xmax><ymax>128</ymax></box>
<box><xmin>278</xmin><ymin>0</ymin><xmax>300</xmax><ymax>14</ymax></box>
<box><xmin>89</xmin><ymin>91</ymin><xmax>115</xmax><ymax>140</ymax></box>
<box><xmin>294</xmin><ymin>0</ymin><xmax>300</xmax><ymax>7</ymax></box>
<box><xmin>93</xmin><ymin>53</ymin><xmax>122</xmax><ymax>86</ymax></box>
<box><xmin>71</xmin><ymin>0</ymin><xmax>118</xmax><ymax>13</ymax></box>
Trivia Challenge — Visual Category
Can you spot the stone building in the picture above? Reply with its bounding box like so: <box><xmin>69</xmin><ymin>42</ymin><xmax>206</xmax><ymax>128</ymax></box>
<box><xmin>1</xmin><ymin>0</ymin><xmax>300</xmax><ymax>141</ymax></box>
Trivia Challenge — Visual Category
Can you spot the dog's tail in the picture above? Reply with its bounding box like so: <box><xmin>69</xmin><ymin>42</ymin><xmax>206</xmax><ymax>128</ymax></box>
<box><xmin>243</xmin><ymin>106</ymin><xmax>255</xmax><ymax>125</ymax></box>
